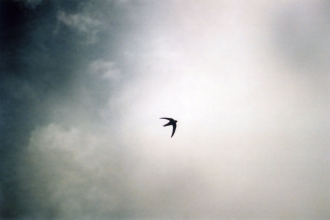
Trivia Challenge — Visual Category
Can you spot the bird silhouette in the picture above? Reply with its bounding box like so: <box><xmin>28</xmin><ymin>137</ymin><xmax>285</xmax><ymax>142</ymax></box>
<box><xmin>160</xmin><ymin>117</ymin><xmax>177</xmax><ymax>137</ymax></box>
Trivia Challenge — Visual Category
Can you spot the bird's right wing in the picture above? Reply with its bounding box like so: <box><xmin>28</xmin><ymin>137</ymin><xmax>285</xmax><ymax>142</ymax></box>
<box><xmin>160</xmin><ymin>117</ymin><xmax>173</xmax><ymax>121</ymax></box>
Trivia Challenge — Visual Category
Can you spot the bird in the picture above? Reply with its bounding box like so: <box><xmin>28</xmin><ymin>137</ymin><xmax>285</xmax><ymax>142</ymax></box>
<box><xmin>160</xmin><ymin>117</ymin><xmax>177</xmax><ymax>137</ymax></box>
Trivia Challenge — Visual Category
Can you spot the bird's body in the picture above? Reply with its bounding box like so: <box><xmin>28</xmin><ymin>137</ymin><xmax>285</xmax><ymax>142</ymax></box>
<box><xmin>160</xmin><ymin>117</ymin><xmax>177</xmax><ymax>137</ymax></box>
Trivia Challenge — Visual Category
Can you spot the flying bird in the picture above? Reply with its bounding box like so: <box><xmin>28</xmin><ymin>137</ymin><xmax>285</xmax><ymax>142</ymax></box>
<box><xmin>160</xmin><ymin>117</ymin><xmax>177</xmax><ymax>137</ymax></box>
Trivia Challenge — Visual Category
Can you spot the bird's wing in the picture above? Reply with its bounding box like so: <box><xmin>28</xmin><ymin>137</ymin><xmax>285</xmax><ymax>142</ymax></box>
<box><xmin>171</xmin><ymin>124</ymin><xmax>176</xmax><ymax>137</ymax></box>
<box><xmin>160</xmin><ymin>117</ymin><xmax>173</xmax><ymax>121</ymax></box>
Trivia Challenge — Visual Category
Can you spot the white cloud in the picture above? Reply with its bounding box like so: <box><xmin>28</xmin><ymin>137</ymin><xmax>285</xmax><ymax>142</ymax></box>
<box><xmin>89</xmin><ymin>59</ymin><xmax>121</xmax><ymax>81</ymax></box>
<box><xmin>16</xmin><ymin>0</ymin><xmax>330</xmax><ymax>218</ymax></box>
<box><xmin>20</xmin><ymin>124</ymin><xmax>127</xmax><ymax>218</ymax></box>
<box><xmin>57</xmin><ymin>11</ymin><xmax>102</xmax><ymax>44</ymax></box>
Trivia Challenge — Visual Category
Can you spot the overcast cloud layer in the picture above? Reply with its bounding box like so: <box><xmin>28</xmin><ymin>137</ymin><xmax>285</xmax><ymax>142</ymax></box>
<box><xmin>1</xmin><ymin>0</ymin><xmax>330</xmax><ymax>219</ymax></box>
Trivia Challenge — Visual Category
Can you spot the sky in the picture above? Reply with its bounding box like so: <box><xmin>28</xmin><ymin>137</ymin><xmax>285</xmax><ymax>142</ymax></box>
<box><xmin>1</xmin><ymin>0</ymin><xmax>330</xmax><ymax>219</ymax></box>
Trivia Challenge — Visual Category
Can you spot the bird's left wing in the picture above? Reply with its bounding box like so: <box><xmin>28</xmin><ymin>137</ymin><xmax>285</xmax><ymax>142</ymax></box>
<box><xmin>171</xmin><ymin>124</ymin><xmax>176</xmax><ymax>137</ymax></box>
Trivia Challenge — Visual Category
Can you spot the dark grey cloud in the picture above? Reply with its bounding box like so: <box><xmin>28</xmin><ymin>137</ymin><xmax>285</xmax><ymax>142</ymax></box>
<box><xmin>0</xmin><ymin>0</ymin><xmax>136</xmax><ymax>218</ymax></box>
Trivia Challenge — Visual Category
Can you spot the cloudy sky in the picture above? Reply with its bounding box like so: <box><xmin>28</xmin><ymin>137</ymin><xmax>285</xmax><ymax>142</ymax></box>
<box><xmin>1</xmin><ymin>0</ymin><xmax>330</xmax><ymax>219</ymax></box>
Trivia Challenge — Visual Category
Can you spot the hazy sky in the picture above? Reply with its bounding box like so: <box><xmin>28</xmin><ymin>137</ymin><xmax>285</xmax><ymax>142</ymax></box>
<box><xmin>1</xmin><ymin>0</ymin><xmax>330</xmax><ymax>219</ymax></box>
